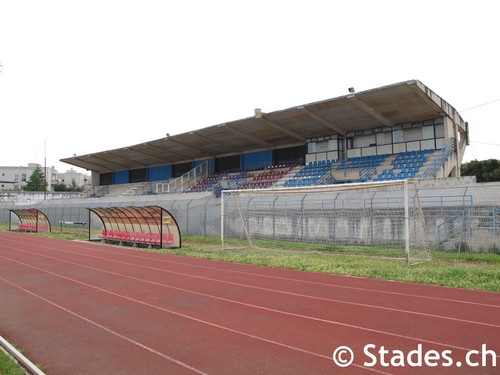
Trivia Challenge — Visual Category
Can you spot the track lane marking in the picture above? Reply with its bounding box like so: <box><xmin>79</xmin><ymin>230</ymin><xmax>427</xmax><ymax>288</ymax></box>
<box><xmin>4</xmin><ymin>233</ymin><xmax>498</xmax><ymax>308</ymax></box>
<box><xmin>0</xmin><ymin>257</ymin><xmax>389</xmax><ymax>374</ymax></box>
<box><xmin>0</xmin><ymin>275</ymin><xmax>207</xmax><ymax>375</ymax></box>
<box><xmin>1</xmin><ymin>253</ymin><xmax>499</xmax><ymax>362</ymax></box>
<box><xmin>2</xmin><ymin>242</ymin><xmax>499</xmax><ymax>329</ymax></box>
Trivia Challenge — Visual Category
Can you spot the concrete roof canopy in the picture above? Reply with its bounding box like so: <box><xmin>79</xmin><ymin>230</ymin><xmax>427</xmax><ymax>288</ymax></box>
<box><xmin>61</xmin><ymin>80</ymin><xmax>464</xmax><ymax>173</ymax></box>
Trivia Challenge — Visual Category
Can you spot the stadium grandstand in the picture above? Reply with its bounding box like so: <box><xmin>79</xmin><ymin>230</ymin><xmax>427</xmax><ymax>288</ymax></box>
<box><xmin>60</xmin><ymin>79</ymin><xmax>468</xmax><ymax>195</ymax></box>
<box><xmin>2</xmin><ymin>80</ymin><xmax>499</xmax><ymax>252</ymax></box>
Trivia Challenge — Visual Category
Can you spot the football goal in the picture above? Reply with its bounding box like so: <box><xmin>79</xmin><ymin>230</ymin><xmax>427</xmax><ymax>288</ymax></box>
<box><xmin>220</xmin><ymin>180</ymin><xmax>432</xmax><ymax>265</ymax></box>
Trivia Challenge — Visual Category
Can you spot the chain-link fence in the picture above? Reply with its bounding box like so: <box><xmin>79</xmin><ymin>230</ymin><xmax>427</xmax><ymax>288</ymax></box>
<box><xmin>1</xmin><ymin>180</ymin><xmax>499</xmax><ymax>252</ymax></box>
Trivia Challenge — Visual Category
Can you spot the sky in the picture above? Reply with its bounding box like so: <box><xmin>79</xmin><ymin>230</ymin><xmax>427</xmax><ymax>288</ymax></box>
<box><xmin>1</xmin><ymin>0</ymin><xmax>499</xmax><ymax>174</ymax></box>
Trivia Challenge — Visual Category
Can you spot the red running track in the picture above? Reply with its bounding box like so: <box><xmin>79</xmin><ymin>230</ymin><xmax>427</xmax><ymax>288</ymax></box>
<box><xmin>0</xmin><ymin>231</ymin><xmax>499</xmax><ymax>374</ymax></box>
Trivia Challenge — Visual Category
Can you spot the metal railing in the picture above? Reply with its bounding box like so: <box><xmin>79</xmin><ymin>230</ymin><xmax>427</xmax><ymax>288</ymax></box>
<box><xmin>437</xmin><ymin>206</ymin><xmax>473</xmax><ymax>246</ymax></box>
<box><xmin>359</xmin><ymin>166</ymin><xmax>376</xmax><ymax>181</ymax></box>
<box><xmin>134</xmin><ymin>160</ymin><xmax>215</xmax><ymax>195</ymax></box>
<box><xmin>421</xmin><ymin>138</ymin><xmax>454</xmax><ymax>179</ymax></box>
<box><xmin>81</xmin><ymin>185</ymin><xmax>109</xmax><ymax>198</ymax></box>
<box><xmin>436</xmin><ymin>206</ymin><xmax>500</xmax><ymax>252</ymax></box>
<box><xmin>495</xmin><ymin>207</ymin><xmax>500</xmax><ymax>237</ymax></box>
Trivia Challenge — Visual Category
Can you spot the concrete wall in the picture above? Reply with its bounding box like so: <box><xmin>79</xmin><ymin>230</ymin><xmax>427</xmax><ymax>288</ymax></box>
<box><xmin>1</xmin><ymin>178</ymin><xmax>499</xmax><ymax>252</ymax></box>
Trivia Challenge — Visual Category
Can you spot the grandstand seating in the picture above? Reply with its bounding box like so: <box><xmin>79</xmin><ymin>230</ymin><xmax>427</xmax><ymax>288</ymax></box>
<box><xmin>189</xmin><ymin>172</ymin><xmax>229</xmax><ymax>192</ymax></box>
<box><xmin>373</xmin><ymin>149</ymin><xmax>435</xmax><ymax>181</ymax></box>
<box><xmin>283</xmin><ymin>150</ymin><xmax>438</xmax><ymax>186</ymax></box>
<box><xmin>99</xmin><ymin>150</ymin><xmax>440</xmax><ymax>196</ymax></box>
<box><xmin>336</xmin><ymin>154</ymin><xmax>388</xmax><ymax>170</ymax></box>
<box><xmin>189</xmin><ymin>164</ymin><xmax>297</xmax><ymax>192</ymax></box>
<box><xmin>285</xmin><ymin>160</ymin><xmax>334</xmax><ymax>187</ymax></box>
<box><xmin>243</xmin><ymin>164</ymin><xmax>296</xmax><ymax>189</ymax></box>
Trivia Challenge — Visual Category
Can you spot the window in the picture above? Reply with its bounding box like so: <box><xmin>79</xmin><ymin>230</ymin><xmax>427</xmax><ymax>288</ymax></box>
<box><xmin>315</xmin><ymin>140</ymin><xmax>330</xmax><ymax>153</ymax></box>
<box><xmin>376</xmin><ymin>132</ymin><xmax>392</xmax><ymax>145</ymax></box>
<box><xmin>392</xmin><ymin>130</ymin><xmax>403</xmax><ymax>143</ymax></box>
<box><xmin>403</xmin><ymin>128</ymin><xmax>422</xmax><ymax>142</ymax></box>
<box><xmin>435</xmin><ymin>124</ymin><xmax>444</xmax><ymax>138</ymax></box>
<box><xmin>22</xmin><ymin>174</ymin><xmax>27</xmax><ymax>182</ymax></box>
<box><xmin>422</xmin><ymin>126</ymin><xmax>434</xmax><ymax>140</ymax></box>
<box><xmin>354</xmin><ymin>134</ymin><xmax>375</xmax><ymax>148</ymax></box>
<box><xmin>328</xmin><ymin>139</ymin><xmax>338</xmax><ymax>151</ymax></box>
<box><xmin>346</xmin><ymin>138</ymin><xmax>354</xmax><ymax>149</ymax></box>
<box><xmin>308</xmin><ymin>139</ymin><xmax>339</xmax><ymax>153</ymax></box>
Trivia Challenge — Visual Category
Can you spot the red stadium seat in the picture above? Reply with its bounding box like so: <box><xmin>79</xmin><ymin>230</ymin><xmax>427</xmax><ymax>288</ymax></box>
<box><xmin>162</xmin><ymin>233</ymin><xmax>174</xmax><ymax>245</ymax></box>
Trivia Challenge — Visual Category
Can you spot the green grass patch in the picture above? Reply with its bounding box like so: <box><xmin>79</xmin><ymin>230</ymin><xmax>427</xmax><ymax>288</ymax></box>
<box><xmin>166</xmin><ymin>240</ymin><xmax>500</xmax><ymax>292</ymax></box>
<box><xmin>0</xmin><ymin>348</ymin><xmax>25</xmax><ymax>375</ymax></box>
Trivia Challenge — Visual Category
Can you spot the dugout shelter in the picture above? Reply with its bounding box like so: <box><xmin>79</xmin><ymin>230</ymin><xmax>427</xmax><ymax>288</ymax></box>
<box><xmin>9</xmin><ymin>208</ymin><xmax>51</xmax><ymax>233</ymax></box>
<box><xmin>88</xmin><ymin>205</ymin><xmax>181</xmax><ymax>248</ymax></box>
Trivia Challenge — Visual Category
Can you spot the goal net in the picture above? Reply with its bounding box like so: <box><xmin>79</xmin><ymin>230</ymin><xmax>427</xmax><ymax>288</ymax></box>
<box><xmin>221</xmin><ymin>180</ymin><xmax>432</xmax><ymax>265</ymax></box>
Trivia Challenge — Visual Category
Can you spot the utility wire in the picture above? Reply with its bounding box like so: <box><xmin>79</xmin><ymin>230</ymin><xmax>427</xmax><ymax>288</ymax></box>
<box><xmin>469</xmin><ymin>141</ymin><xmax>500</xmax><ymax>147</ymax></box>
<box><xmin>459</xmin><ymin>98</ymin><xmax>500</xmax><ymax>113</ymax></box>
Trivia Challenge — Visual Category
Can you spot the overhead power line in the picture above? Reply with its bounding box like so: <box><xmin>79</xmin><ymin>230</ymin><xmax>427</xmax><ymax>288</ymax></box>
<box><xmin>459</xmin><ymin>98</ymin><xmax>500</xmax><ymax>113</ymax></box>
<box><xmin>469</xmin><ymin>141</ymin><xmax>500</xmax><ymax>147</ymax></box>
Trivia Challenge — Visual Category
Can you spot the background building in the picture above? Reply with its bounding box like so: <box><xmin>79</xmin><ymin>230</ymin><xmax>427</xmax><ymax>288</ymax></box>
<box><xmin>0</xmin><ymin>163</ymin><xmax>43</xmax><ymax>191</ymax></box>
<box><xmin>0</xmin><ymin>163</ymin><xmax>90</xmax><ymax>192</ymax></box>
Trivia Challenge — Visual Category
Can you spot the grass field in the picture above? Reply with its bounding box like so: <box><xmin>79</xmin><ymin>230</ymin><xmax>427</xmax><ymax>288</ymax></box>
<box><xmin>167</xmin><ymin>237</ymin><xmax>500</xmax><ymax>292</ymax></box>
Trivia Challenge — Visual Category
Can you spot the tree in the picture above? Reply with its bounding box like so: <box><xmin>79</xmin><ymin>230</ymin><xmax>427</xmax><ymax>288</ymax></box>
<box><xmin>52</xmin><ymin>180</ymin><xmax>84</xmax><ymax>192</ymax></box>
<box><xmin>24</xmin><ymin>165</ymin><xmax>48</xmax><ymax>191</ymax></box>
<box><xmin>52</xmin><ymin>182</ymin><xmax>69</xmax><ymax>192</ymax></box>
<box><xmin>461</xmin><ymin>159</ymin><xmax>500</xmax><ymax>182</ymax></box>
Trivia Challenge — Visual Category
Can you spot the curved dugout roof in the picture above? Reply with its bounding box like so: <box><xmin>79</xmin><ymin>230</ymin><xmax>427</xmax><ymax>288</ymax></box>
<box><xmin>9</xmin><ymin>208</ymin><xmax>51</xmax><ymax>232</ymax></box>
<box><xmin>88</xmin><ymin>205</ymin><xmax>181</xmax><ymax>248</ymax></box>
<box><xmin>61</xmin><ymin>80</ymin><xmax>467</xmax><ymax>174</ymax></box>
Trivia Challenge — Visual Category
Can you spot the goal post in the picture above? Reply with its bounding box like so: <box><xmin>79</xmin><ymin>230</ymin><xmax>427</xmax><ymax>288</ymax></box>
<box><xmin>220</xmin><ymin>180</ymin><xmax>431</xmax><ymax>265</ymax></box>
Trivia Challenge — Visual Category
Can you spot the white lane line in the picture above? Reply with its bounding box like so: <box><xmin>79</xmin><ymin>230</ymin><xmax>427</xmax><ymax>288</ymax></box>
<box><xmin>2</xmin><ymin>254</ymin><xmax>498</xmax><ymax>362</ymax></box>
<box><xmin>6</xmin><ymin>234</ymin><xmax>498</xmax><ymax>309</ymax></box>
<box><xmin>0</xmin><ymin>281</ymin><xmax>207</xmax><ymax>374</ymax></box>
<box><xmin>3</xmin><ymin>243</ymin><xmax>499</xmax><ymax>330</ymax></box>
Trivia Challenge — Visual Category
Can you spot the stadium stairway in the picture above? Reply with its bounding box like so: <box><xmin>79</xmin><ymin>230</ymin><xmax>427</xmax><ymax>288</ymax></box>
<box><xmin>104</xmin><ymin>183</ymin><xmax>144</xmax><ymax>196</ymax></box>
